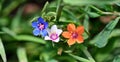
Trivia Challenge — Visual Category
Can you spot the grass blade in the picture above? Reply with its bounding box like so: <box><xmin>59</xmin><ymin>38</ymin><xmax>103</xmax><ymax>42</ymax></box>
<box><xmin>16</xmin><ymin>35</ymin><xmax>46</xmax><ymax>44</ymax></box>
<box><xmin>0</xmin><ymin>38</ymin><xmax>7</xmax><ymax>62</ymax></box>
<box><xmin>17</xmin><ymin>47</ymin><xmax>28</xmax><ymax>62</ymax></box>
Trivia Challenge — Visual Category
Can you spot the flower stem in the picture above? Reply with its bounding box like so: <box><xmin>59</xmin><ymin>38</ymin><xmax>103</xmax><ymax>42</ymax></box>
<box><xmin>80</xmin><ymin>45</ymin><xmax>95</xmax><ymax>62</ymax></box>
<box><xmin>56</xmin><ymin>0</ymin><xmax>64</xmax><ymax>22</ymax></box>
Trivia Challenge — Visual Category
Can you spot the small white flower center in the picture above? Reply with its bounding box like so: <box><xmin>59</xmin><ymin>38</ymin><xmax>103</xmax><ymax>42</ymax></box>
<box><xmin>50</xmin><ymin>33</ymin><xmax>58</xmax><ymax>40</ymax></box>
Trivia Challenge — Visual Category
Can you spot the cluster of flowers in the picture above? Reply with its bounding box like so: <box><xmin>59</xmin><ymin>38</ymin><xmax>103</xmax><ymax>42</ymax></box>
<box><xmin>32</xmin><ymin>17</ymin><xmax>84</xmax><ymax>46</ymax></box>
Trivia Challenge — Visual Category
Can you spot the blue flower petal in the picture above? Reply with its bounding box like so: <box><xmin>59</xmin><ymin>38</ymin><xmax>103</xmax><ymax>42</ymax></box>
<box><xmin>33</xmin><ymin>28</ymin><xmax>40</xmax><ymax>36</ymax></box>
<box><xmin>40</xmin><ymin>29</ymin><xmax>48</xmax><ymax>37</ymax></box>
<box><xmin>32</xmin><ymin>22</ymin><xmax>38</xmax><ymax>28</ymax></box>
<box><xmin>37</xmin><ymin>17</ymin><xmax>44</xmax><ymax>23</ymax></box>
<box><xmin>44</xmin><ymin>22</ymin><xmax>48</xmax><ymax>29</ymax></box>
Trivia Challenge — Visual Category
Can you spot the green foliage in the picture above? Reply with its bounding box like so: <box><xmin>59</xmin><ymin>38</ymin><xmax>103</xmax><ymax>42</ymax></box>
<box><xmin>91</xmin><ymin>17</ymin><xmax>120</xmax><ymax>48</ymax></box>
<box><xmin>1</xmin><ymin>0</ymin><xmax>120</xmax><ymax>62</ymax></box>
<box><xmin>113</xmin><ymin>55</ymin><xmax>120</xmax><ymax>62</ymax></box>
<box><xmin>17</xmin><ymin>47</ymin><xmax>28</xmax><ymax>62</ymax></box>
<box><xmin>64</xmin><ymin>0</ymin><xmax>120</xmax><ymax>6</ymax></box>
<box><xmin>0</xmin><ymin>38</ymin><xmax>7</xmax><ymax>62</ymax></box>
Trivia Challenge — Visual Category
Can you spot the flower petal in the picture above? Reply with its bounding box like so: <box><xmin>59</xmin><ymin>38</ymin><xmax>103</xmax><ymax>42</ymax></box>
<box><xmin>37</xmin><ymin>17</ymin><xmax>44</xmax><ymax>23</ymax></box>
<box><xmin>67</xmin><ymin>38</ymin><xmax>76</xmax><ymax>46</ymax></box>
<box><xmin>76</xmin><ymin>26</ymin><xmax>84</xmax><ymax>34</ymax></box>
<box><xmin>51</xmin><ymin>25</ymin><xmax>57</xmax><ymax>32</ymax></box>
<box><xmin>62</xmin><ymin>31</ymin><xmax>71</xmax><ymax>38</ymax></box>
<box><xmin>44</xmin><ymin>36</ymin><xmax>50</xmax><ymax>40</ymax></box>
<box><xmin>67</xmin><ymin>23</ymin><xmax>75</xmax><ymax>32</ymax></box>
<box><xmin>32</xmin><ymin>22</ymin><xmax>38</xmax><ymax>28</ymax></box>
<box><xmin>57</xmin><ymin>29</ymin><xmax>62</xmax><ymax>36</ymax></box>
<box><xmin>40</xmin><ymin>29</ymin><xmax>47</xmax><ymax>37</ymax></box>
<box><xmin>44</xmin><ymin>22</ymin><xmax>48</xmax><ymax>29</ymax></box>
<box><xmin>33</xmin><ymin>28</ymin><xmax>40</xmax><ymax>36</ymax></box>
<box><xmin>76</xmin><ymin>35</ymin><xmax>84</xmax><ymax>43</ymax></box>
<box><xmin>53</xmin><ymin>37</ymin><xmax>59</xmax><ymax>42</ymax></box>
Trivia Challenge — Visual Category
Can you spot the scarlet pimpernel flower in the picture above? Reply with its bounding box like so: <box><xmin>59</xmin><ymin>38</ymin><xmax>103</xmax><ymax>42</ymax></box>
<box><xmin>44</xmin><ymin>25</ymin><xmax>62</xmax><ymax>42</ymax></box>
<box><xmin>62</xmin><ymin>23</ymin><xmax>84</xmax><ymax>46</ymax></box>
<box><xmin>32</xmin><ymin>17</ymin><xmax>48</xmax><ymax>37</ymax></box>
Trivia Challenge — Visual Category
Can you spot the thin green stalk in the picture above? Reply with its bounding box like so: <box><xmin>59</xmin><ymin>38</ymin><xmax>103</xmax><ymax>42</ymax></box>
<box><xmin>90</xmin><ymin>5</ymin><xmax>104</xmax><ymax>14</ymax></box>
<box><xmin>56</xmin><ymin>0</ymin><xmax>64</xmax><ymax>22</ymax></box>
<box><xmin>90</xmin><ymin>5</ymin><xmax>120</xmax><ymax>16</ymax></box>
<box><xmin>80</xmin><ymin>45</ymin><xmax>95</xmax><ymax>62</ymax></box>
<box><xmin>41</xmin><ymin>1</ymin><xmax>49</xmax><ymax>13</ymax></box>
<box><xmin>102</xmin><ymin>12</ymin><xmax>120</xmax><ymax>16</ymax></box>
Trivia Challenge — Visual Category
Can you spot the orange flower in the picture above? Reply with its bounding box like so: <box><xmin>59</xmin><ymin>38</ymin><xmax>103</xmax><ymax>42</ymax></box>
<box><xmin>62</xmin><ymin>23</ymin><xmax>84</xmax><ymax>46</ymax></box>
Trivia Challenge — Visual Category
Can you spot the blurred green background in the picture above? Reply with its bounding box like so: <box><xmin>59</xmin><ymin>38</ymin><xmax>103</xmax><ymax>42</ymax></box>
<box><xmin>0</xmin><ymin>0</ymin><xmax>120</xmax><ymax>62</ymax></box>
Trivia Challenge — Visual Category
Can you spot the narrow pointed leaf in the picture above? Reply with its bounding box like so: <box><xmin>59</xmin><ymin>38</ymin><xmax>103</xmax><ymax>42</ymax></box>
<box><xmin>64</xmin><ymin>0</ymin><xmax>120</xmax><ymax>6</ymax></box>
<box><xmin>16</xmin><ymin>35</ymin><xmax>46</xmax><ymax>44</ymax></box>
<box><xmin>0</xmin><ymin>38</ymin><xmax>7</xmax><ymax>62</ymax></box>
<box><xmin>68</xmin><ymin>53</ymin><xmax>90</xmax><ymax>62</ymax></box>
<box><xmin>11</xmin><ymin>8</ymin><xmax>23</xmax><ymax>32</ymax></box>
<box><xmin>83</xmin><ymin>15</ymin><xmax>89</xmax><ymax>32</ymax></box>
<box><xmin>113</xmin><ymin>55</ymin><xmax>120</xmax><ymax>62</ymax></box>
<box><xmin>17</xmin><ymin>47</ymin><xmax>28</xmax><ymax>62</ymax></box>
<box><xmin>91</xmin><ymin>17</ymin><xmax>120</xmax><ymax>48</ymax></box>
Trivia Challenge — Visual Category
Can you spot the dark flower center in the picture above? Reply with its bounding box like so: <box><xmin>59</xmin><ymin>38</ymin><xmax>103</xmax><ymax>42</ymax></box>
<box><xmin>38</xmin><ymin>23</ymin><xmax>44</xmax><ymax>30</ymax></box>
<box><xmin>50</xmin><ymin>33</ymin><xmax>58</xmax><ymax>40</ymax></box>
<box><xmin>72</xmin><ymin>32</ymin><xmax>78</xmax><ymax>39</ymax></box>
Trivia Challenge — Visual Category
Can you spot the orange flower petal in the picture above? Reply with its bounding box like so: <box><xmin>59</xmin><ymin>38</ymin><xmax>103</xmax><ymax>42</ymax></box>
<box><xmin>76</xmin><ymin>35</ymin><xmax>84</xmax><ymax>43</ymax></box>
<box><xmin>62</xmin><ymin>31</ymin><xmax>71</xmax><ymax>38</ymax></box>
<box><xmin>76</xmin><ymin>26</ymin><xmax>84</xmax><ymax>34</ymax></box>
<box><xmin>67</xmin><ymin>23</ymin><xmax>75</xmax><ymax>32</ymax></box>
<box><xmin>67</xmin><ymin>38</ymin><xmax>76</xmax><ymax>46</ymax></box>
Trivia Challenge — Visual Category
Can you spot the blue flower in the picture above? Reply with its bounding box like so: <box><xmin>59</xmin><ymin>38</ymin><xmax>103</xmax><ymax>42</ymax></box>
<box><xmin>32</xmin><ymin>17</ymin><xmax>48</xmax><ymax>37</ymax></box>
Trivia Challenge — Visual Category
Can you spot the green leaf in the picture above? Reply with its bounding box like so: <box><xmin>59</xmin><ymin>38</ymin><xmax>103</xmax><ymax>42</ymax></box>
<box><xmin>16</xmin><ymin>35</ymin><xmax>46</xmax><ymax>44</ymax></box>
<box><xmin>2</xmin><ymin>27</ymin><xmax>17</xmax><ymax>38</ymax></box>
<box><xmin>2</xmin><ymin>0</ymin><xmax>25</xmax><ymax>16</ymax></box>
<box><xmin>83</xmin><ymin>15</ymin><xmax>89</xmax><ymax>39</ymax></box>
<box><xmin>0</xmin><ymin>38</ymin><xmax>7</xmax><ymax>62</ymax></box>
<box><xmin>17</xmin><ymin>47</ymin><xmax>28</xmax><ymax>62</ymax></box>
<box><xmin>90</xmin><ymin>17</ymin><xmax>120</xmax><ymax>48</ymax></box>
<box><xmin>11</xmin><ymin>8</ymin><xmax>23</xmax><ymax>33</ymax></box>
<box><xmin>109</xmin><ymin>29</ymin><xmax>120</xmax><ymax>38</ymax></box>
<box><xmin>0</xmin><ymin>0</ymin><xmax>4</xmax><ymax>12</ymax></box>
<box><xmin>88</xmin><ymin>12</ymin><xmax>100</xmax><ymax>18</ymax></box>
<box><xmin>83</xmin><ymin>15</ymin><xmax>89</xmax><ymax>32</ymax></box>
<box><xmin>63</xmin><ymin>8</ymin><xmax>79</xmax><ymax>21</ymax></box>
<box><xmin>0</xmin><ymin>17</ymin><xmax>9</xmax><ymax>26</ymax></box>
<box><xmin>41</xmin><ymin>1</ymin><xmax>49</xmax><ymax>13</ymax></box>
<box><xmin>64</xmin><ymin>0</ymin><xmax>120</xmax><ymax>6</ymax></box>
<box><xmin>113</xmin><ymin>55</ymin><xmax>120</xmax><ymax>62</ymax></box>
<box><xmin>2</xmin><ymin>27</ymin><xmax>46</xmax><ymax>44</ymax></box>
<box><xmin>68</xmin><ymin>53</ymin><xmax>90</xmax><ymax>62</ymax></box>
<box><xmin>116</xmin><ymin>3</ymin><xmax>120</xmax><ymax>6</ymax></box>
<box><xmin>56</xmin><ymin>0</ymin><xmax>63</xmax><ymax>22</ymax></box>
<box><xmin>0</xmin><ymin>32</ymin><xmax>5</xmax><ymax>34</ymax></box>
